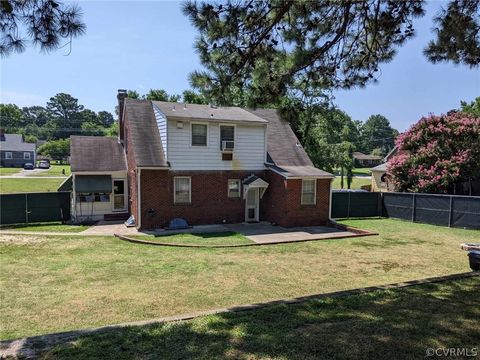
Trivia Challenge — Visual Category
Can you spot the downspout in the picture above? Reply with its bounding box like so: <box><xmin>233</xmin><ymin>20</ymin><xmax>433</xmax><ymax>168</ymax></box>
<box><xmin>137</xmin><ymin>168</ymin><xmax>142</xmax><ymax>229</ymax></box>
<box><xmin>72</xmin><ymin>173</ymin><xmax>76</xmax><ymax>221</ymax></box>
<box><xmin>328</xmin><ymin>177</ymin><xmax>334</xmax><ymax>220</ymax></box>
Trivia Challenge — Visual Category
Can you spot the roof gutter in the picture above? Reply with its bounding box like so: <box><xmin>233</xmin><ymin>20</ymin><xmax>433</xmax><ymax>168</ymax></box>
<box><xmin>267</xmin><ymin>165</ymin><xmax>335</xmax><ymax>179</ymax></box>
<box><xmin>137</xmin><ymin>168</ymin><xmax>141</xmax><ymax>229</ymax></box>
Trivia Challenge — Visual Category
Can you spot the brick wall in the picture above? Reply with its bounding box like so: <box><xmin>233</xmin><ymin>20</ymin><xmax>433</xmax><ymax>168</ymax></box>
<box><xmin>263</xmin><ymin>171</ymin><xmax>331</xmax><ymax>227</ymax></box>
<box><xmin>139</xmin><ymin>170</ymin><xmax>265</xmax><ymax>229</ymax></box>
<box><xmin>138</xmin><ymin>169</ymin><xmax>331</xmax><ymax>229</ymax></box>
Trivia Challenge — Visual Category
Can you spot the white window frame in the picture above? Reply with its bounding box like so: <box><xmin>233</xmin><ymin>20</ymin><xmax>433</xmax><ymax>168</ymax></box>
<box><xmin>5</xmin><ymin>152</ymin><xmax>12</xmax><ymax>159</ymax></box>
<box><xmin>220</xmin><ymin>124</ymin><xmax>236</xmax><ymax>151</ymax></box>
<box><xmin>301</xmin><ymin>179</ymin><xmax>317</xmax><ymax>205</ymax></box>
<box><xmin>174</xmin><ymin>176</ymin><xmax>191</xmax><ymax>204</ymax></box>
<box><xmin>23</xmin><ymin>152</ymin><xmax>30</xmax><ymax>160</ymax></box>
<box><xmin>190</xmin><ymin>122</ymin><xmax>208</xmax><ymax>147</ymax></box>
<box><xmin>228</xmin><ymin>179</ymin><xmax>241</xmax><ymax>198</ymax></box>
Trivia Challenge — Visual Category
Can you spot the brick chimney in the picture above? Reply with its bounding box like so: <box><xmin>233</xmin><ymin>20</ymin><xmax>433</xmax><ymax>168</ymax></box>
<box><xmin>0</xmin><ymin>128</ymin><xmax>5</xmax><ymax>141</ymax></box>
<box><xmin>117</xmin><ymin>89</ymin><xmax>127</xmax><ymax>141</ymax></box>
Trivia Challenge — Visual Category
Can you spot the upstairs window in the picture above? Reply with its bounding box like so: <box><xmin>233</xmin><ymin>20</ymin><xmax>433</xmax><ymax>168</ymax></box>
<box><xmin>301</xmin><ymin>179</ymin><xmax>316</xmax><ymax>205</ymax></box>
<box><xmin>24</xmin><ymin>152</ymin><xmax>30</xmax><ymax>160</ymax></box>
<box><xmin>220</xmin><ymin>125</ymin><xmax>235</xmax><ymax>151</ymax></box>
<box><xmin>191</xmin><ymin>123</ymin><xmax>207</xmax><ymax>146</ymax></box>
<box><xmin>174</xmin><ymin>177</ymin><xmax>191</xmax><ymax>204</ymax></box>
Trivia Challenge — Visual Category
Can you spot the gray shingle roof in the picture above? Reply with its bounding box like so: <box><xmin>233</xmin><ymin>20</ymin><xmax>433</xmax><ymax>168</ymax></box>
<box><xmin>153</xmin><ymin>101</ymin><xmax>268</xmax><ymax>123</ymax></box>
<box><xmin>70</xmin><ymin>136</ymin><xmax>127</xmax><ymax>172</ymax></box>
<box><xmin>125</xmin><ymin>99</ymin><xmax>168</xmax><ymax>167</ymax></box>
<box><xmin>246</xmin><ymin>108</ymin><xmax>333</xmax><ymax>178</ymax></box>
<box><xmin>0</xmin><ymin>134</ymin><xmax>36</xmax><ymax>152</ymax></box>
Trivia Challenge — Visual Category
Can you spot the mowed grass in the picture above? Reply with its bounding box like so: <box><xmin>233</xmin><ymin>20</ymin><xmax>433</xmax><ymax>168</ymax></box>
<box><xmin>0</xmin><ymin>177</ymin><xmax>64</xmax><ymax>193</ymax></box>
<box><xmin>31</xmin><ymin>165</ymin><xmax>71</xmax><ymax>177</ymax></box>
<box><xmin>0</xmin><ymin>167</ymin><xmax>21</xmax><ymax>176</ymax></box>
<box><xmin>332</xmin><ymin>176</ymin><xmax>371</xmax><ymax>189</ymax></box>
<box><xmin>0</xmin><ymin>222</ymin><xmax>88</xmax><ymax>233</ymax></box>
<box><xmin>42</xmin><ymin>277</ymin><xmax>480</xmax><ymax>360</ymax></box>
<box><xmin>133</xmin><ymin>231</ymin><xmax>253</xmax><ymax>245</ymax></box>
<box><xmin>0</xmin><ymin>219</ymin><xmax>477</xmax><ymax>340</ymax></box>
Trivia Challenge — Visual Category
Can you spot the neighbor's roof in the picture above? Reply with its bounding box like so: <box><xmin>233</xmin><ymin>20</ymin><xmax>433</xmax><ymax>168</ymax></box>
<box><xmin>153</xmin><ymin>101</ymin><xmax>268</xmax><ymax>124</ymax></box>
<box><xmin>0</xmin><ymin>134</ymin><xmax>36</xmax><ymax>152</ymax></box>
<box><xmin>353</xmin><ymin>152</ymin><xmax>382</xmax><ymax>160</ymax></box>
<box><xmin>246</xmin><ymin>108</ymin><xmax>333</xmax><ymax>178</ymax></box>
<box><xmin>124</xmin><ymin>99</ymin><xmax>168</xmax><ymax>167</ymax></box>
<box><xmin>70</xmin><ymin>136</ymin><xmax>127</xmax><ymax>172</ymax></box>
<box><xmin>370</xmin><ymin>163</ymin><xmax>387</xmax><ymax>172</ymax></box>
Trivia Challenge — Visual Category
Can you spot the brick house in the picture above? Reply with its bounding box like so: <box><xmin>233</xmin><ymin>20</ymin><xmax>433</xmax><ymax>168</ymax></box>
<box><xmin>68</xmin><ymin>90</ymin><xmax>334</xmax><ymax>229</ymax></box>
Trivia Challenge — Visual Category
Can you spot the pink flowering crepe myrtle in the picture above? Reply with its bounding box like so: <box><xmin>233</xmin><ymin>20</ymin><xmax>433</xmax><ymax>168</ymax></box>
<box><xmin>386</xmin><ymin>112</ymin><xmax>480</xmax><ymax>193</ymax></box>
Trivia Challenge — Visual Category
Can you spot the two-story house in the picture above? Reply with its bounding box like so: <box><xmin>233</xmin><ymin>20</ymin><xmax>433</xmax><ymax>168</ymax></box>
<box><xmin>67</xmin><ymin>90</ymin><xmax>334</xmax><ymax>229</ymax></box>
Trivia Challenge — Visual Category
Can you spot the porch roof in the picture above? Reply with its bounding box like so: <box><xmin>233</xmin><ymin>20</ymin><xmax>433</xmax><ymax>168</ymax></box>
<box><xmin>75</xmin><ymin>175</ymin><xmax>112</xmax><ymax>193</ymax></box>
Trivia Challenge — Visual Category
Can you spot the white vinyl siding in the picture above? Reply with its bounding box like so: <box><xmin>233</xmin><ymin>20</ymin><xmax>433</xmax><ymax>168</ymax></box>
<box><xmin>153</xmin><ymin>104</ymin><xmax>168</xmax><ymax>159</ymax></box>
<box><xmin>301</xmin><ymin>179</ymin><xmax>316</xmax><ymax>205</ymax></box>
<box><xmin>174</xmin><ymin>177</ymin><xmax>191</xmax><ymax>204</ymax></box>
<box><xmin>167</xmin><ymin>120</ymin><xmax>266</xmax><ymax>170</ymax></box>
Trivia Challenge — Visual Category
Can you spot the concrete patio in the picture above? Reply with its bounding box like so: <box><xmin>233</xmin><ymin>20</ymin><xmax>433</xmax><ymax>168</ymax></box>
<box><xmin>78</xmin><ymin>221</ymin><xmax>360</xmax><ymax>244</ymax></box>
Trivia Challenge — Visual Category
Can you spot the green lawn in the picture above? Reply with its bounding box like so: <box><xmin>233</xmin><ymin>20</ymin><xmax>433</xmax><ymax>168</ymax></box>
<box><xmin>133</xmin><ymin>231</ymin><xmax>253</xmax><ymax>245</ymax></box>
<box><xmin>333</xmin><ymin>168</ymin><xmax>372</xmax><ymax>176</ymax></box>
<box><xmin>40</xmin><ymin>277</ymin><xmax>480</xmax><ymax>360</ymax></box>
<box><xmin>332</xmin><ymin>176</ymin><xmax>371</xmax><ymax>189</ymax></box>
<box><xmin>31</xmin><ymin>164</ymin><xmax>71</xmax><ymax>177</ymax></box>
<box><xmin>1</xmin><ymin>218</ymin><xmax>477</xmax><ymax>340</ymax></box>
<box><xmin>0</xmin><ymin>167</ymin><xmax>21</xmax><ymax>176</ymax></box>
<box><xmin>0</xmin><ymin>222</ymin><xmax>88</xmax><ymax>233</ymax></box>
<box><xmin>0</xmin><ymin>177</ymin><xmax>64</xmax><ymax>193</ymax></box>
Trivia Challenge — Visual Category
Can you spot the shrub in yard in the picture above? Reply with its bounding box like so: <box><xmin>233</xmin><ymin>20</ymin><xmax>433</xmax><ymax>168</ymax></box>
<box><xmin>387</xmin><ymin>112</ymin><xmax>480</xmax><ymax>193</ymax></box>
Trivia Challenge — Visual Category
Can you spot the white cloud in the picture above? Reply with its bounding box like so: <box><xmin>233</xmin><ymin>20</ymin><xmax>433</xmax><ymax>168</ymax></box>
<box><xmin>0</xmin><ymin>91</ymin><xmax>48</xmax><ymax>107</ymax></box>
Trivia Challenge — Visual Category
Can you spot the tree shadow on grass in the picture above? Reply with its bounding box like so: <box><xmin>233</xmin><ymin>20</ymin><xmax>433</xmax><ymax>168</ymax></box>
<box><xmin>4</xmin><ymin>277</ymin><xmax>479</xmax><ymax>360</ymax></box>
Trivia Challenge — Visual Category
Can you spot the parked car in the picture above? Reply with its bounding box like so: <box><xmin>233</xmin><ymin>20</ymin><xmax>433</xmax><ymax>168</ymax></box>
<box><xmin>38</xmin><ymin>160</ymin><xmax>50</xmax><ymax>169</ymax></box>
<box><xmin>23</xmin><ymin>163</ymin><xmax>35</xmax><ymax>170</ymax></box>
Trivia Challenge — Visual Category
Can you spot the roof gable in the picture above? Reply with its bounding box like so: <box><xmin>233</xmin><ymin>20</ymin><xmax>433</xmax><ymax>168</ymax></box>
<box><xmin>124</xmin><ymin>99</ymin><xmax>167</xmax><ymax>167</ymax></box>
<box><xmin>0</xmin><ymin>134</ymin><xmax>36</xmax><ymax>152</ymax></box>
<box><xmin>70</xmin><ymin>136</ymin><xmax>127</xmax><ymax>172</ymax></box>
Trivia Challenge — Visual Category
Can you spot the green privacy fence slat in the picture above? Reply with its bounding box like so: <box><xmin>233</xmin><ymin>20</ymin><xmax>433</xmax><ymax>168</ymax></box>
<box><xmin>0</xmin><ymin>192</ymin><xmax>71</xmax><ymax>225</ymax></box>
<box><xmin>331</xmin><ymin>192</ymin><xmax>382</xmax><ymax>218</ymax></box>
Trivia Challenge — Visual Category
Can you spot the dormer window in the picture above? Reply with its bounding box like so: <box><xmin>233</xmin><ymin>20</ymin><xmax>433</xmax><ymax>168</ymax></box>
<box><xmin>191</xmin><ymin>123</ymin><xmax>207</xmax><ymax>146</ymax></box>
<box><xmin>220</xmin><ymin>125</ymin><xmax>235</xmax><ymax>151</ymax></box>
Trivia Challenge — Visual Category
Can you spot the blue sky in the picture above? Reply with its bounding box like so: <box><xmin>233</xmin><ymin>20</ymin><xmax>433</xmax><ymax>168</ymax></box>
<box><xmin>1</xmin><ymin>0</ymin><xmax>478</xmax><ymax>132</ymax></box>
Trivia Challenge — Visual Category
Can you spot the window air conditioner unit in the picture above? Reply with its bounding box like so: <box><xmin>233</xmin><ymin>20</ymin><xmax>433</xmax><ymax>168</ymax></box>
<box><xmin>221</xmin><ymin>140</ymin><xmax>235</xmax><ymax>152</ymax></box>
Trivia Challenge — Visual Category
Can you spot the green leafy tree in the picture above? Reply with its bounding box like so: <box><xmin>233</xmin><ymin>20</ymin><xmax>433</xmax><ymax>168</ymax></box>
<box><xmin>37</xmin><ymin>139</ymin><xmax>70</xmax><ymax>162</ymax></box>
<box><xmin>460</xmin><ymin>97</ymin><xmax>480</xmax><ymax>117</ymax></box>
<box><xmin>359</xmin><ymin>114</ymin><xmax>398</xmax><ymax>156</ymax></box>
<box><xmin>127</xmin><ymin>90</ymin><xmax>140</xmax><ymax>99</ymax></box>
<box><xmin>0</xmin><ymin>0</ymin><xmax>86</xmax><ymax>56</ymax></box>
<box><xmin>184</xmin><ymin>1</ymin><xmax>478</xmax><ymax>106</ymax></box>
<box><xmin>424</xmin><ymin>0</ymin><xmax>480</xmax><ymax>67</ymax></box>
<box><xmin>97</xmin><ymin>111</ymin><xmax>115</xmax><ymax>127</ymax></box>
<box><xmin>144</xmin><ymin>89</ymin><xmax>181</xmax><ymax>102</ymax></box>
<box><xmin>0</xmin><ymin>104</ymin><xmax>23</xmax><ymax>132</ymax></box>
<box><xmin>182</xmin><ymin>90</ymin><xmax>208</xmax><ymax>104</ymax></box>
